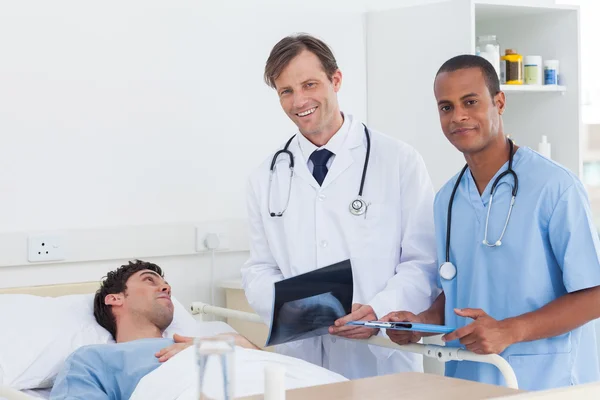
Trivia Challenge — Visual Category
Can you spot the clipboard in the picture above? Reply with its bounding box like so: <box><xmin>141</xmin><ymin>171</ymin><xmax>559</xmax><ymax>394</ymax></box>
<box><xmin>346</xmin><ymin>321</ymin><xmax>455</xmax><ymax>334</ymax></box>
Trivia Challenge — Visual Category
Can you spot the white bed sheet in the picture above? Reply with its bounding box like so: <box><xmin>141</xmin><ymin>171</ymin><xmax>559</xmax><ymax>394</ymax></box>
<box><xmin>131</xmin><ymin>344</ymin><xmax>347</xmax><ymax>399</ymax></box>
<box><xmin>12</xmin><ymin>320</ymin><xmax>237</xmax><ymax>400</ymax></box>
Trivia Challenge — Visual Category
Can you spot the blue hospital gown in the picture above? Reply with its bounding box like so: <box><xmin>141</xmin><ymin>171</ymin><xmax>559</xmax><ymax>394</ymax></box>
<box><xmin>434</xmin><ymin>147</ymin><xmax>600</xmax><ymax>390</ymax></box>
<box><xmin>50</xmin><ymin>338</ymin><xmax>173</xmax><ymax>400</ymax></box>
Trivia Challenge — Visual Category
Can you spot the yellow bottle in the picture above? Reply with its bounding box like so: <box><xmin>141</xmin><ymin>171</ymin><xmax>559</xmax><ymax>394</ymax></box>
<box><xmin>501</xmin><ymin>49</ymin><xmax>523</xmax><ymax>85</ymax></box>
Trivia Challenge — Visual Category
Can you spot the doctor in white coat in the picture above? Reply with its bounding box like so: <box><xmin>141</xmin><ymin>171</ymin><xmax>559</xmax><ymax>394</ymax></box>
<box><xmin>241</xmin><ymin>33</ymin><xmax>438</xmax><ymax>379</ymax></box>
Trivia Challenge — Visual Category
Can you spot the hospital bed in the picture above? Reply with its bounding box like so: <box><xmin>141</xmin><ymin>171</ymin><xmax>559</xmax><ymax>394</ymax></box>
<box><xmin>0</xmin><ymin>281</ymin><xmax>520</xmax><ymax>399</ymax></box>
<box><xmin>0</xmin><ymin>281</ymin><xmax>353</xmax><ymax>400</ymax></box>
<box><xmin>0</xmin><ymin>281</ymin><xmax>241</xmax><ymax>400</ymax></box>
<box><xmin>2</xmin><ymin>282</ymin><xmax>595</xmax><ymax>399</ymax></box>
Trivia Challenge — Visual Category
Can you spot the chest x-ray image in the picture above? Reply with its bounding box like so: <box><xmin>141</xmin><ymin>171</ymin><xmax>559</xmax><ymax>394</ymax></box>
<box><xmin>266</xmin><ymin>259</ymin><xmax>353</xmax><ymax>346</ymax></box>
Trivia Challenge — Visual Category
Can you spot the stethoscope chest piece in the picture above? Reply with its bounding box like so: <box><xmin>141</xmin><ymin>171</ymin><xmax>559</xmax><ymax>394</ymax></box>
<box><xmin>439</xmin><ymin>261</ymin><xmax>457</xmax><ymax>281</ymax></box>
<box><xmin>349</xmin><ymin>198</ymin><xmax>367</xmax><ymax>216</ymax></box>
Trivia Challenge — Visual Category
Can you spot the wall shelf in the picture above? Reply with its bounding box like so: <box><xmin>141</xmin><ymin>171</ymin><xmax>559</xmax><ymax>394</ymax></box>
<box><xmin>501</xmin><ymin>85</ymin><xmax>566</xmax><ymax>93</ymax></box>
<box><xmin>367</xmin><ymin>1</ymin><xmax>580</xmax><ymax>188</ymax></box>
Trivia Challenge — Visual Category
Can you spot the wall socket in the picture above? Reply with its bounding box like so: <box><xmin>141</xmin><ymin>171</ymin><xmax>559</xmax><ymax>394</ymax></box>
<box><xmin>28</xmin><ymin>234</ymin><xmax>66</xmax><ymax>262</ymax></box>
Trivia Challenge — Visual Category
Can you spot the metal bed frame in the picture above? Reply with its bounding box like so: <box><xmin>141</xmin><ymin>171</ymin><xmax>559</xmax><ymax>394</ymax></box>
<box><xmin>190</xmin><ymin>301</ymin><xmax>519</xmax><ymax>389</ymax></box>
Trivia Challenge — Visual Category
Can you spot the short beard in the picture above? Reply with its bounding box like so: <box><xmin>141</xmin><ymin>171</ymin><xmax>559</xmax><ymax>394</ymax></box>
<box><xmin>149</xmin><ymin>305</ymin><xmax>174</xmax><ymax>332</ymax></box>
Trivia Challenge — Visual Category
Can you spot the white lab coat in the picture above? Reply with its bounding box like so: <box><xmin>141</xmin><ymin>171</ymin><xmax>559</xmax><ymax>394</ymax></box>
<box><xmin>241</xmin><ymin>115</ymin><xmax>438</xmax><ymax>379</ymax></box>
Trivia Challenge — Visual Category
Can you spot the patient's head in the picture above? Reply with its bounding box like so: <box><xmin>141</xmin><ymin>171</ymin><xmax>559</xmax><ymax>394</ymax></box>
<box><xmin>94</xmin><ymin>260</ymin><xmax>174</xmax><ymax>341</ymax></box>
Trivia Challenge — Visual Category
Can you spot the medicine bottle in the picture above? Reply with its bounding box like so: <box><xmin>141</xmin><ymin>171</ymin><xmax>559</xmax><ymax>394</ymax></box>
<box><xmin>501</xmin><ymin>49</ymin><xmax>523</xmax><ymax>85</ymax></box>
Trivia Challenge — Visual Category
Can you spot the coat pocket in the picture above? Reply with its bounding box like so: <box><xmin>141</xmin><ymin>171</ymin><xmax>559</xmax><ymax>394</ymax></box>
<box><xmin>349</xmin><ymin>202</ymin><xmax>398</xmax><ymax>259</ymax></box>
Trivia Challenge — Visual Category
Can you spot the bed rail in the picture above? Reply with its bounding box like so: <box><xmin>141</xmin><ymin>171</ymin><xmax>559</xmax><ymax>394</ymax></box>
<box><xmin>190</xmin><ymin>301</ymin><xmax>519</xmax><ymax>390</ymax></box>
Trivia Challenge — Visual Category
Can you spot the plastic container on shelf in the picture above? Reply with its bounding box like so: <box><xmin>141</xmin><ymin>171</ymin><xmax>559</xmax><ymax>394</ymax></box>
<box><xmin>524</xmin><ymin>55</ymin><xmax>543</xmax><ymax>85</ymax></box>
<box><xmin>501</xmin><ymin>49</ymin><xmax>523</xmax><ymax>85</ymax></box>
<box><xmin>544</xmin><ymin>60</ymin><xmax>560</xmax><ymax>85</ymax></box>
<box><xmin>476</xmin><ymin>35</ymin><xmax>501</xmax><ymax>79</ymax></box>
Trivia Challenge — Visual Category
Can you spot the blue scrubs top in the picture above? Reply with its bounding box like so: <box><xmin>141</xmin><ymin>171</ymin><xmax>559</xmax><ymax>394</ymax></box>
<box><xmin>50</xmin><ymin>338</ymin><xmax>173</xmax><ymax>400</ymax></box>
<box><xmin>434</xmin><ymin>147</ymin><xmax>600</xmax><ymax>391</ymax></box>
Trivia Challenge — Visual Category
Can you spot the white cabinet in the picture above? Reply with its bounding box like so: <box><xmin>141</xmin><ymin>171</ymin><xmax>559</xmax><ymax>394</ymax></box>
<box><xmin>367</xmin><ymin>0</ymin><xmax>581</xmax><ymax>189</ymax></box>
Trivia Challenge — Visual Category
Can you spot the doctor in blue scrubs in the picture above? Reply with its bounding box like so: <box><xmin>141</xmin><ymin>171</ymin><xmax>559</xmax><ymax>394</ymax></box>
<box><xmin>383</xmin><ymin>55</ymin><xmax>600</xmax><ymax>391</ymax></box>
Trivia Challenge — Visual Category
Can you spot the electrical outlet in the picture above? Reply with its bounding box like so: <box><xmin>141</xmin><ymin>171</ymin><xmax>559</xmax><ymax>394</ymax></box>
<box><xmin>28</xmin><ymin>234</ymin><xmax>66</xmax><ymax>262</ymax></box>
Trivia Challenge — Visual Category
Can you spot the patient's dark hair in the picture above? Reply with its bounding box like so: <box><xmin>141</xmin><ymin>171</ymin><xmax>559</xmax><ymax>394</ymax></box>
<box><xmin>93</xmin><ymin>260</ymin><xmax>164</xmax><ymax>339</ymax></box>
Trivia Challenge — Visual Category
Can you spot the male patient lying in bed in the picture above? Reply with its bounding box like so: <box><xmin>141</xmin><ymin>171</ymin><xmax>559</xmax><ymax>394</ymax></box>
<box><xmin>50</xmin><ymin>260</ymin><xmax>257</xmax><ymax>400</ymax></box>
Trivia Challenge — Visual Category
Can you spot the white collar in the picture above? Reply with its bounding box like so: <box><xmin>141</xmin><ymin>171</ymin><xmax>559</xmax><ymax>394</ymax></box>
<box><xmin>296</xmin><ymin>113</ymin><xmax>352</xmax><ymax>161</ymax></box>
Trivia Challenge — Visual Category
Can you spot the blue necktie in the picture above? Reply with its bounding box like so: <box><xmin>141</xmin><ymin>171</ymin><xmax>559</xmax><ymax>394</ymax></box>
<box><xmin>309</xmin><ymin>149</ymin><xmax>333</xmax><ymax>186</ymax></box>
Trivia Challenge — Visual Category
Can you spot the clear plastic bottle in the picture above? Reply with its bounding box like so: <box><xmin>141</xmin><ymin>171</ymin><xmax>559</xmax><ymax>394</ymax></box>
<box><xmin>476</xmin><ymin>35</ymin><xmax>501</xmax><ymax>79</ymax></box>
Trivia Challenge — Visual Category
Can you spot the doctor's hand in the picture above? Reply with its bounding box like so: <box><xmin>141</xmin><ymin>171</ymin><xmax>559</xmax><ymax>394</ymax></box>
<box><xmin>442</xmin><ymin>308</ymin><xmax>517</xmax><ymax>355</ymax></box>
<box><xmin>381</xmin><ymin>311</ymin><xmax>424</xmax><ymax>345</ymax></box>
<box><xmin>155</xmin><ymin>333</ymin><xmax>193</xmax><ymax>363</ymax></box>
<box><xmin>329</xmin><ymin>303</ymin><xmax>378</xmax><ymax>339</ymax></box>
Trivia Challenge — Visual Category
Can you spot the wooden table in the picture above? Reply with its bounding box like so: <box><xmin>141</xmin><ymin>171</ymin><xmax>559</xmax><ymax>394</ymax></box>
<box><xmin>239</xmin><ymin>372</ymin><xmax>523</xmax><ymax>400</ymax></box>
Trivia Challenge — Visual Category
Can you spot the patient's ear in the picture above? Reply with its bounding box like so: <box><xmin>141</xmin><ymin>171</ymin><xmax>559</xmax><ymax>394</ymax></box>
<box><xmin>105</xmin><ymin>293</ymin><xmax>124</xmax><ymax>306</ymax></box>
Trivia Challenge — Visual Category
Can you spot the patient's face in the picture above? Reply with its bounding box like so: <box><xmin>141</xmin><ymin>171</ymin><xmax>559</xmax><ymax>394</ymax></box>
<box><xmin>123</xmin><ymin>269</ymin><xmax>174</xmax><ymax>330</ymax></box>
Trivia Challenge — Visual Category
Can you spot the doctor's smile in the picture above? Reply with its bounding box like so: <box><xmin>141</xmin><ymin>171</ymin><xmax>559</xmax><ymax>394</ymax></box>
<box><xmin>296</xmin><ymin>106</ymin><xmax>317</xmax><ymax>117</ymax></box>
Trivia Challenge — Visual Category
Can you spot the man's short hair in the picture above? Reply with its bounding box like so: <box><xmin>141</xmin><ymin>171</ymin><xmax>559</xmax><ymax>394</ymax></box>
<box><xmin>436</xmin><ymin>54</ymin><xmax>501</xmax><ymax>99</ymax></box>
<box><xmin>264</xmin><ymin>33</ymin><xmax>338</xmax><ymax>88</ymax></box>
<box><xmin>93</xmin><ymin>260</ymin><xmax>164</xmax><ymax>339</ymax></box>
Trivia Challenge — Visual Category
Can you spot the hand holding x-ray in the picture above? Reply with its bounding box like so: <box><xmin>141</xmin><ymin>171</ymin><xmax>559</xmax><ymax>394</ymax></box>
<box><xmin>329</xmin><ymin>303</ymin><xmax>378</xmax><ymax>340</ymax></box>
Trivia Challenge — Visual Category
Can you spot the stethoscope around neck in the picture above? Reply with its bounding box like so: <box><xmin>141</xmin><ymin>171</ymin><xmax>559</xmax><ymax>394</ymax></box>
<box><xmin>268</xmin><ymin>124</ymin><xmax>371</xmax><ymax>218</ymax></box>
<box><xmin>439</xmin><ymin>138</ymin><xmax>519</xmax><ymax>281</ymax></box>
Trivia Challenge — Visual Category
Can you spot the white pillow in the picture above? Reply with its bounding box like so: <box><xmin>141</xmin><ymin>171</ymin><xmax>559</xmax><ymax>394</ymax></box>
<box><xmin>0</xmin><ymin>292</ymin><xmax>197</xmax><ymax>390</ymax></box>
<box><xmin>163</xmin><ymin>296</ymin><xmax>200</xmax><ymax>339</ymax></box>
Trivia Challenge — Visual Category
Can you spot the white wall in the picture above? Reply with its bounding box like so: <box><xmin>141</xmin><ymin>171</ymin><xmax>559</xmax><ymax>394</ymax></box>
<box><xmin>0</xmin><ymin>1</ymin><xmax>366</xmax><ymax>233</ymax></box>
<box><xmin>0</xmin><ymin>1</ymin><xmax>367</xmax><ymax>309</ymax></box>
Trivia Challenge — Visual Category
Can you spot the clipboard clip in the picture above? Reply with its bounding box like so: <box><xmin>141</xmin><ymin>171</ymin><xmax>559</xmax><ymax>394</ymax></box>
<box><xmin>363</xmin><ymin>321</ymin><xmax>412</xmax><ymax>329</ymax></box>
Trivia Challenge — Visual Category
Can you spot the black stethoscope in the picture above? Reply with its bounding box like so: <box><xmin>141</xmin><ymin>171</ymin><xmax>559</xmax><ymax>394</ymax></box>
<box><xmin>439</xmin><ymin>138</ymin><xmax>519</xmax><ymax>281</ymax></box>
<box><xmin>268</xmin><ymin>124</ymin><xmax>371</xmax><ymax>217</ymax></box>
